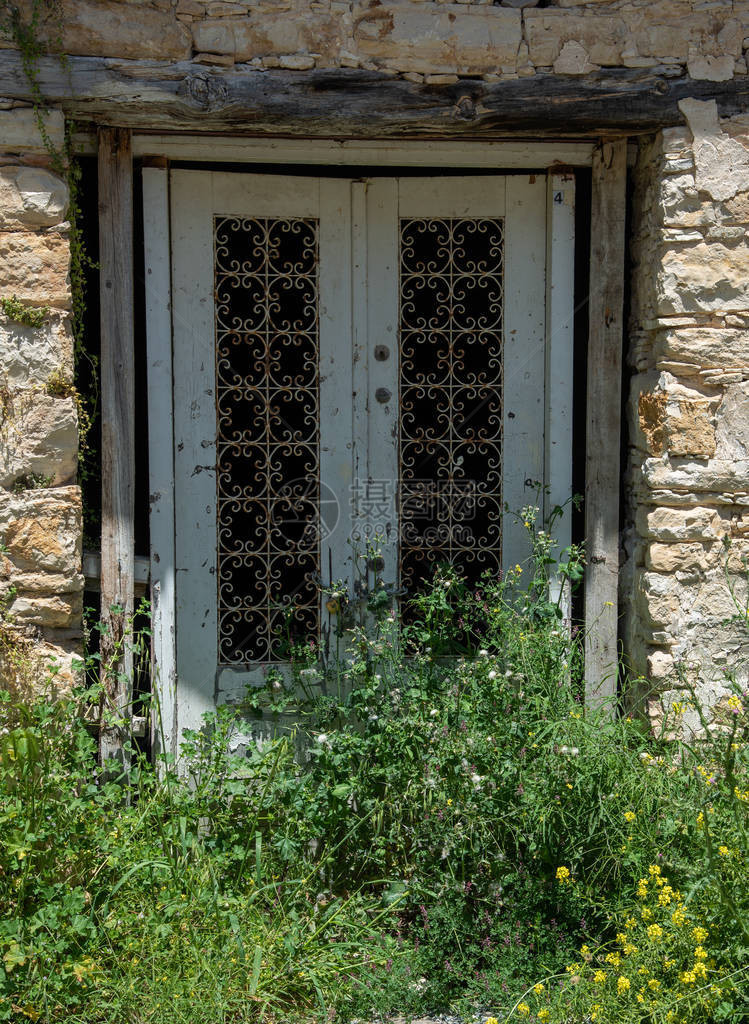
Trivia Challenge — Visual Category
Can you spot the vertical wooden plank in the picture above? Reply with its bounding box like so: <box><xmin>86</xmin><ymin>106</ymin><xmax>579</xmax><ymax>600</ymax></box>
<box><xmin>142</xmin><ymin>163</ymin><xmax>177</xmax><ymax>762</ymax></box>
<box><xmin>545</xmin><ymin>172</ymin><xmax>576</xmax><ymax>622</ymax></box>
<box><xmin>98</xmin><ymin>126</ymin><xmax>135</xmax><ymax>766</ymax></box>
<box><xmin>319</xmin><ymin>179</ymin><xmax>354</xmax><ymax>628</ymax></box>
<box><xmin>366</xmin><ymin>178</ymin><xmax>398</xmax><ymax>584</ymax></box>
<box><xmin>503</xmin><ymin>175</ymin><xmax>546</xmax><ymax>573</ymax></box>
<box><xmin>584</xmin><ymin>140</ymin><xmax>627</xmax><ymax>709</ymax></box>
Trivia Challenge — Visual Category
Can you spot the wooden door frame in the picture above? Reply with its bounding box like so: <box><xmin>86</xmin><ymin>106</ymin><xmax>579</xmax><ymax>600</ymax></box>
<box><xmin>141</xmin><ymin>138</ymin><xmax>582</xmax><ymax>758</ymax></box>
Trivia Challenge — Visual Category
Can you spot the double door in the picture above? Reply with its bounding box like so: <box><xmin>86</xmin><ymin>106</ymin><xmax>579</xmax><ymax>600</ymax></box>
<box><xmin>148</xmin><ymin>168</ymin><xmax>573</xmax><ymax>738</ymax></box>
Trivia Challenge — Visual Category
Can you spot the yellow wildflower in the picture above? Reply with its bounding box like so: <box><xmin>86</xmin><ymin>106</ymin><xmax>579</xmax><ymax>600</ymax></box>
<box><xmin>648</xmin><ymin>979</ymin><xmax>661</xmax><ymax>991</ymax></box>
<box><xmin>680</xmin><ymin>970</ymin><xmax>696</xmax><ymax>985</ymax></box>
<box><xmin>692</xmin><ymin>927</ymin><xmax>708</xmax><ymax>943</ymax></box>
<box><xmin>538</xmin><ymin>1012</ymin><xmax>549</xmax><ymax>1023</ymax></box>
<box><xmin>594</xmin><ymin>971</ymin><xmax>607</xmax><ymax>984</ymax></box>
<box><xmin>637</xmin><ymin>878</ymin><xmax>649</xmax><ymax>899</ymax></box>
<box><xmin>617</xmin><ymin>976</ymin><xmax>631</xmax><ymax>995</ymax></box>
<box><xmin>517</xmin><ymin>1003</ymin><xmax>530</xmax><ymax>1017</ymax></box>
<box><xmin>624</xmin><ymin>811</ymin><xmax>636</xmax><ymax>823</ymax></box>
<box><xmin>649</xmin><ymin>864</ymin><xmax>662</xmax><ymax>877</ymax></box>
<box><xmin>672</xmin><ymin>907</ymin><xmax>687</xmax><ymax>927</ymax></box>
<box><xmin>590</xmin><ymin>1006</ymin><xmax>602</xmax><ymax>1022</ymax></box>
<box><xmin>694</xmin><ymin>946</ymin><xmax>707</xmax><ymax>960</ymax></box>
<box><xmin>647</xmin><ymin>924</ymin><xmax>663</xmax><ymax>942</ymax></box>
<box><xmin>605</xmin><ymin>953</ymin><xmax>621</xmax><ymax>967</ymax></box>
<box><xmin>641</xmin><ymin>907</ymin><xmax>653</xmax><ymax>921</ymax></box>
<box><xmin>696</xmin><ymin>811</ymin><xmax>704</xmax><ymax>826</ymax></box>
<box><xmin>718</xmin><ymin>845</ymin><xmax>729</xmax><ymax>857</ymax></box>
<box><xmin>556</xmin><ymin>866</ymin><xmax>571</xmax><ymax>884</ymax></box>
<box><xmin>693</xmin><ymin>961</ymin><xmax>708</xmax><ymax>980</ymax></box>
<box><xmin>533</xmin><ymin>983</ymin><xmax>544</xmax><ymax>995</ymax></box>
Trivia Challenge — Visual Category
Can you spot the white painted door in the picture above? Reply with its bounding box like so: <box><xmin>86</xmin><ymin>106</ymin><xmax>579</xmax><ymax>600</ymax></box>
<box><xmin>154</xmin><ymin>170</ymin><xmax>573</xmax><ymax>740</ymax></box>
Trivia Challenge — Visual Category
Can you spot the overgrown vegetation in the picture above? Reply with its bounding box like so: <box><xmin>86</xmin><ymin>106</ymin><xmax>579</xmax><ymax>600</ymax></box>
<box><xmin>0</xmin><ymin>515</ymin><xmax>747</xmax><ymax>1023</ymax></box>
<box><xmin>0</xmin><ymin>297</ymin><xmax>48</xmax><ymax>329</ymax></box>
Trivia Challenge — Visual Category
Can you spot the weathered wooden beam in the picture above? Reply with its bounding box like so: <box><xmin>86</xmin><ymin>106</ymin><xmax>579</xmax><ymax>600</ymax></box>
<box><xmin>584</xmin><ymin>140</ymin><xmax>627</xmax><ymax>711</ymax></box>
<box><xmin>0</xmin><ymin>53</ymin><xmax>748</xmax><ymax>136</ymax></box>
<box><xmin>98</xmin><ymin>126</ymin><xmax>135</xmax><ymax>768</ymax></box>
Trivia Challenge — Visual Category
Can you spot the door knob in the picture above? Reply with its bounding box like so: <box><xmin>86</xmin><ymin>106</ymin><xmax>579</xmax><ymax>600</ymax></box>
<box><xmin>375</xmin><ymin>387</ymin><xmax>391</xmax><ymax>404</ymax></box>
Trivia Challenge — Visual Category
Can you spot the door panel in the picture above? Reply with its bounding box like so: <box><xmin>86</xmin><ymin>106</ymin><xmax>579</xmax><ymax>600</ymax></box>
<box><xmin>167</xmin><ymin>170</ymin><xmax>551</xmax><ymax>735</ymax></box>
<box><xmin>171</xmin><ymin>172</ymin><xmax>352</xmax><ymax>726</ymax></box>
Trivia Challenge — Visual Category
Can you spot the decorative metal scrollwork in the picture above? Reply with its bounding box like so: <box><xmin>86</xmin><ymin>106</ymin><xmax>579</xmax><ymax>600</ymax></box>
<box><xmin>398</xmin><ymin>217</ymin><xmax>504</xmax><ymax>593</ymax></box>
<box><xmin>214</xmin><ymin>216</ymin><xmax>320</xmax><ymax>663</ymax></box>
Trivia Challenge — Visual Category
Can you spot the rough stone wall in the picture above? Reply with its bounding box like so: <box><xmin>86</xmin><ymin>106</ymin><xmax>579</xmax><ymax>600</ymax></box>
<box><xmin>3</xmin><ymin>0</ymin><xmax>748</xmax><ymax>82</ymax></box>
<box><xmin>0</xmin><ymin>108</ymin><xmax>82</xmax><ymax>699</ymax></box>
<box><xmin>625</xmin><ymin>101</ymin><xmax>749</xmax><ymax>732</ymax></box>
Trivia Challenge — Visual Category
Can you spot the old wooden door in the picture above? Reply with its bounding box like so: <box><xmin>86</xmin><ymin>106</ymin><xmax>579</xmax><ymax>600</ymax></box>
<box><xmin>152</xmin><ymin>168</ymin><xmax>572</xmax><ymax>740</ymax></box>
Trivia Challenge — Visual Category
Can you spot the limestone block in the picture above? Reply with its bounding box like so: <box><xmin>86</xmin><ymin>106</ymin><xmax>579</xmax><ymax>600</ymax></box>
<box><xmin>0</xmin><ymin>315</ymin><xmax>73</xmax><ymax>386</ymax></box>
<box><xmin>0</xmin><ymin>109</ymin><xmax>65</xmax><ymax>155</ymax></box>
<box><xmin>0</xmin><ymin>167</ymin><xmax>68</xmax><ymax>229</ymax></box>
<box><xmin>0</xmin><ymin>485</ymin><xmax>81</xmax><ymax>575</ymax></box>
<box><xmin>351</xmin><ymin>3</ymin><xmax>522</xmax><ymax>74</ymax></box>
<box><xmin>639</xmin><ymin>506</ymin><xmax>725</xmax><ymax>543</ymax></box>
<box><xmin>524</xmin><ymin>11</ymin><xmax>626</xmax><ymax>67</ymax></box>
<box><xmin>658</xmin><ymin>239</ymin><xmax>749</xmax><ymax>315</ymax></box>
<box><xmin>636</xmin><ymin>571</ymin><xmax>679</xmax><ymax>629</ymax></box>
<box><xmin>0</xmin><ymin>230</ymin><xmax>70</xmax><ymax>309</ymax></box>
<box><xmin>177</xmin><ymin>0</ymin><xmax>205</xmax><ymax>13</ymax></box>
<box><xmin>646</xmin><ymin>542</ymin><xmax>711</xmax><ymax>574</ymax></box>
<box><xmin>643</xmin><ymin>456</ymin><xmax>749</xmax><ymax>494</ymax></box>
<box><xmin>553</xmin><ymin>40</ymin><xmax>599</xmax><ymax>75</ymax></box>
<box><xmin>16</xmin><ymin>0</ymin><xmax>192</xmax><ymax>60</ymax></box>
<box><xmin>193</xmin><ymin>9</ymin><xmax>344</xmax><ymax>62</ymax></box>
<box><xmin>679</xmin><ymin>99</ymin><xmax>749</xmax><ymax>202</ymax></box>
<box><xmin>647</xmin><ymin>649</ymin><xmax>675</xmax><ymax>681</ymax></box>
<box><xmin>5</xmin><ymin>592</ymin><xmax>81</xmax><ymax>629</ymax></box>
<box><xmin>687</xmin><ymin>53</ymin><xmax>735</xmax><ymax>81</ymax></box>
<box><xmin>632</xmin><ymin>373</ymin><xmax>716</xmax><ymax>459</ymax></box>
<box><xmin>655</xmin><ymin>327</ymin><xmax>749</xmax><ymax>371</ymax></box>
<box><xmin>715</xmin><ymin>384</ymin><xmax>749</xmax><ymax>459</ymax></box>
<box><xmin>0</xmin><ymin>394</ymin><xmax>78</xmax><ymax>488</ymax></box>
<box><xmin>0</xmin><ymin>625</ymin><xmax>81</xmax><ymax>700</ymax></box>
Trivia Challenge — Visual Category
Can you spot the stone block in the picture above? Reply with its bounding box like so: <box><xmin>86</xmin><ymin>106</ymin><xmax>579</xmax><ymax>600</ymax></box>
<box><xmin>658</xmin><ymin>240</ymin><xmax>749</xmax><ymax>315</ymax></box>
<box><xmin>632</xmin><ymin>373</ymin><xmax>716</xmax><ymax>459</ymax></box>
<box><xmin>5</xmin><ymin>592</ymin><xmax>81</xmax><ymax>629</ymax></box>
<box><xmin>524</xmin><ymin>11</ymin><xmax>627</xmax><ymax>67</ymax></box>
<box><xmin>655</xmin><ymin>326</ymin><xmax>749</xmax><ymax>370</ymax></box>
<box><xmin>0</xmin><ymin>230</ymin><xmax>70</xmax><ymax>309</ymax></box>
<box><xmin>0</xmin><ymin>166</ymin><xmax>68</xmax><ymax>229</ymax></box>
<box><xmin>0</xmin><ymin>393</ymin><xmax>78</xmax><ymax>488</ymax></box>
<box><xmin>0</xmin><ymin>485</ymin><xmax>81</xmax><ymax>575</ymax></box>
<box><xmin>0</xmin><ymin>314</ymin><xmax>73</xmax><ymax>386</ymax></box>
<box><xmin>0</xmin><ymin>625</ymin><xmax>81</xmax><ymax>700</ymax></box>
<box><xmin>639</xmin><ymin>506</ymin><xmax>725</xmax><ymax>543</ymax></box>
<box><xmin>351</xmin><ymin>3</ymin><xmax>521</xmax><ymax>74</ymax></box>
<box><xmin>715</xmin><ymin>383</ymin><xmax>749</xmax><ymax>459</ymax></box>
<box><xmin>646</xmin><ymin>542</ymin><xmax>711</xmax><ymax>573</ymax></box>
<box><xmin>193</xmin><ymin>10</ymin><xmax>344</xmax><ymax>62</ymax></box>
<box><xmin>0</xmin><ymin>109</ymin><xmax>65</xmax><ymax>155</ymax></box>
<box><xmin>642</xmin><ymin>456</ymin><xmax>749</xmax><ymax>494</ymax></box>
<box><xmin>679</xmin><ymin>99</ymin><xmax>749</xmax><ymax>202</ymax></box>
<box><xmin>636</xmin><ymin>570</ymin><xmax>679</xmax><ymax>629</ymax></box>
<box><xmin>18</xmin><ymin>0</ymin><xmax>192</xmax><ymax>60</ymax></box>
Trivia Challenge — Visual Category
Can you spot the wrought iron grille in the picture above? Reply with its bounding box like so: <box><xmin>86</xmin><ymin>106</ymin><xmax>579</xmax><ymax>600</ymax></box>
<box><xmin>214</xmin><ymin>216</ymin><xmax>320</xmax><ymax>663</ymax></box>
<box><xmin>398</xmin><ymin>217</ymin><xmax>504</xmax><ymax>593</ymax></box>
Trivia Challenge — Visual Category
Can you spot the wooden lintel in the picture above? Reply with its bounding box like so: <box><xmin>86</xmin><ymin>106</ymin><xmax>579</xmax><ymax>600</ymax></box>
<box><xmin>0</xmin><ymin>53</ymin><xmax>747</xmax><ymax>136</ymax></box>
<box><xmin>98</xmin><ymin>126</ymin><xmax>135</xmax><ymax>768</ymax></box>
<box><xmin>584</xmin><ymin>140</ymin><xmax>627</xmax><ymax>711</ymax></box>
